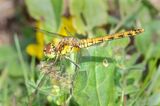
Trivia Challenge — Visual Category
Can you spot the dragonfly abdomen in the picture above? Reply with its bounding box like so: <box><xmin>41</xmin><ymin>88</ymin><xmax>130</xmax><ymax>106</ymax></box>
<box><xmin>79</xmin><ymin>38</ymin><xmax>104</xmax><ymax>48</ymax></box>
<box><xmin>79</xmin><ymin>28</ymin><xmax>144</xmax><ymax>48</ymax></box>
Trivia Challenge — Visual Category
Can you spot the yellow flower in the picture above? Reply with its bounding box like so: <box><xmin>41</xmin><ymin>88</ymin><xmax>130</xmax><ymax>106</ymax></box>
<box><xmin>26</xmin><ymin>21</ymin><xmax>44</xmax><ymax>60</ymax></box>
<box><xmin>51</xmin><ymin>16</ymin><xmax>77</xmax><ymax>46</ymax></box>
<box><xmin>58</xmin><ymin>16</ymin><xmax>76</xmax><ymax>36</ymax></box>
<box><xmin>51</xmin><ymin>16</ymin><xmax>77</xmax><ymax>45</ymax></box>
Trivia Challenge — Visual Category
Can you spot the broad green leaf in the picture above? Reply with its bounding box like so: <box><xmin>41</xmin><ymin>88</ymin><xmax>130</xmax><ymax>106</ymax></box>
<box><xmin>7</xmin><ymin>61</ymin><xmax>24</xmax><ymax>77</ymax></box>
<box><xmin>73</xmin><ymin>46</ymin><xmax>116</xmax><ymax>106</ymax></box>
<box><xmin>107</xmin><ymin>35</ymin><xmax>130</xmax><ymax>69</ymax></box>
<box><xmin>0</xmin><ymin>45</ymin><xmax>18</xmax><ymax>70</ymax></box>
<box><xmin>70</xmin><ymin>0</ymin><xmax>108</xmax><ymax>33</ymax></box>
<box><xmin>0</xmin><ymin>45</ymin><xmax>17</xmax><ymax>62</ymax></box>
<box><xmin>25</xmin><ymin>0</ymin><xmax>58</xmax><ymax>31</ymax></box>
<box><xmin>73</xmin><ymin>71</ymin><xmax>88</xmax><ymax>93</ymax></box>
<box><xmin>51</xmin><ymin>0</ymin><xmax>63</xmax><ymax>28</ymax></box>
<box><xmin>70</xmin><ymin>0</ymin><xmax>87</xmax><ymax>33</ymax></box>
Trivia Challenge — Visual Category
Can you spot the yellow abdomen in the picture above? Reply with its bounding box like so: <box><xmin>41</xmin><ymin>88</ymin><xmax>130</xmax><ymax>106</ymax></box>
<box><xmin>79</xmin><ymin>28</ymin><xmax>144</xmax><ymax>48</ymax></box>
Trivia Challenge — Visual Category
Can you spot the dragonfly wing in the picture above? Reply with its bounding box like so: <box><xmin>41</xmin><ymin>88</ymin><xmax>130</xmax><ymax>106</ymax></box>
<box><xmin>34</xmin><ymin>27</ymin><xmax>65</xmax><ymax>38</ymax></box>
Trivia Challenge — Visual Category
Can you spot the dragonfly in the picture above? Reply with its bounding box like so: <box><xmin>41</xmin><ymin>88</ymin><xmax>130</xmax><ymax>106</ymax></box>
<box><xmin>42</xmin><ymin>28</ymin><xmax>144</xmax><ymax>65</ymax></box>
<box><xmin>36</xmin><ymin>28</ymin><xmax>144</xmax><ymax>104</ymax></box>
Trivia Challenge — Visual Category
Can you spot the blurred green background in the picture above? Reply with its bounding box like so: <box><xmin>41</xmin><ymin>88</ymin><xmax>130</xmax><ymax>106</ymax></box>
<box><xmin>0</xmin><ymin>0</ymin><xmax>160</xmax><ymax>106</ymax></box>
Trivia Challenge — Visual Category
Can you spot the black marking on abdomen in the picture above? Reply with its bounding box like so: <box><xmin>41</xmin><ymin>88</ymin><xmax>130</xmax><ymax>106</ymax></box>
<box><xmin>108</xmin><ymin>36</ymin><xmax>114</xmax><ymax>40</ymax></box>
<box><xmin>98</xmin><ymin>38</ymin><xmax>103</xmax><ymax>42</ymax></box>
<box><xmin>118</xmin><ymin>34</ymin><xmax>124</xmax><ymax>38</ymax></box>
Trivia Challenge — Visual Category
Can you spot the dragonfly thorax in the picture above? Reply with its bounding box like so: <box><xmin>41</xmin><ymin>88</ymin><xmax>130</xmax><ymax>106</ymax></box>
<box><xmin>54</xmin><ymin>37</ymin><xmax>80</xmax><ymax>54</ymax></box>
<box><xmin>43</xmin><ymin>37</ymin><xmax>80</xmax><ymax>59</ymax></box>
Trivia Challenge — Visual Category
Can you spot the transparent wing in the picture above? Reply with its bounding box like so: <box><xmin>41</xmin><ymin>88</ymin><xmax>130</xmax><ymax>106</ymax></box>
<box><xmin>34</xmin><ymin>27</ymin><xmax>65</xmax><ymax>38</ymax></box>
<box><xmin>34</xmin><ymin>27</ymin><xmax>89</xmax><ymax>39</ymax></box>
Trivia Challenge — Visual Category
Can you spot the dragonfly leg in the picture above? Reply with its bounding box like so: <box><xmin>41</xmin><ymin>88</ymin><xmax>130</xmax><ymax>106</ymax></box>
<box><xmin>52</xmin><ymin>54</ymin><xmax>59</xmax><ymax>65</ymax></box>
<box><xmin>64</xmin><ymin>56</ymin><xmax>80</xmax><ymax>68</ymax></box>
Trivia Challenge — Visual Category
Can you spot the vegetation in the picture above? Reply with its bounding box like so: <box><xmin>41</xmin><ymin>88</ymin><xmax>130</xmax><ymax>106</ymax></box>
<box><xmin>0</xmin><ymin>0</ymin><xmax>160</xmax><ymax>106</ymax></box>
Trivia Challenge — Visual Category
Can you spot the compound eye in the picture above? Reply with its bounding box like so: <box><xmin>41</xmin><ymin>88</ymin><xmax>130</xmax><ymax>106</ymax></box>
<box><xmin>43</xmin><ymin>43</ymin><xmax>52</xmax><ymax>54</ymax></box>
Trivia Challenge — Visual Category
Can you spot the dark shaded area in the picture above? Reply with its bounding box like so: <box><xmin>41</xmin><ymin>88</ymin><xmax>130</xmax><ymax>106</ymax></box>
<box><xmin>79</xmin><ymin>56</ymin><xmax>115</xmax><ymax>63</ymax></box>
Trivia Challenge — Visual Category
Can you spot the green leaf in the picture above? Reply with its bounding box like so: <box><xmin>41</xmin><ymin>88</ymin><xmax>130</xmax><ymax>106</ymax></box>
<box><xmin>119</xmin><ymin>0</ymin><xmax>138</xmax><ymax>18</ymax></box>
<box><xmin>7</xmin><ymin>61</ymin><xmax>24</xmax><ymax>77</ymax></box>
<box><xmin>70</xmin><ymin>0</ymin><xmax>108</xmax><ymax>33</ymax></box>
<box><xmin>0</xmin><ymin>46</ymin><xmax>18</xmax><ymax>70</ymax></box>
<box><xmin>25</xmin><ymin>0</ymin><xmax>58</xmax><ymax>31</ymax></box>
<box><xmin>0</xmin><ymin>45</ymin><xmax>17</xmax><ymax>62</ymax></box>
<box><xmin>74</xmin><ymin>71</ymin><xmax>88</xmax><ymax>93</ymax></box>
<box><xmin>73</xmin><ymin>46</ymin><xmax>116</xmax><ymax>106</ymax></box>
<box><xmin>152</xmin><ymin>43</ymin><xmax>160</xmax><ymax>58</ymax></box>
<box><xmin>109</xmin><ymin>37</ymin><xmax>129</xmax><ymax>48</ymax></box>
<box><xmin>135</xmin><ymin>20</ymin><xmax>160</xmax><ymax>57</ymax></box>
<box><xmin>135</xmin><ymin>28</ymin><xmax>151</xmax><ymax>56</ymax></box>
<box><xmin>51</xmin><ymin>0</ymin><xmax>63</xmax><ymax>28</ymax></box>
<box><xmin>148</xmin><ymin>93</ymin><xmax>160</xmax><ymax>106</ymax></box>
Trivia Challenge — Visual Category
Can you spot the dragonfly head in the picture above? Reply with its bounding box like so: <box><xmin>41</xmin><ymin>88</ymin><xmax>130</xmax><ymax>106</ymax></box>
<box><xmin>43</xmin><ymin>43</ymin><xmax>56</xmax><ymax>59</ymax></box>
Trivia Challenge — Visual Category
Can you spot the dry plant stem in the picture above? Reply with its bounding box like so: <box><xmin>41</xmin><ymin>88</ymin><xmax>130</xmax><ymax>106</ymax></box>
<box><xmin>52</xmin><ymin>55</ymin><xmax>59</xmax><ymax>65</ymax></box>
<box><xmin>65</xmin><ymin>56</ymin><xmax>80</xmax><ymax>68</ymax></box>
